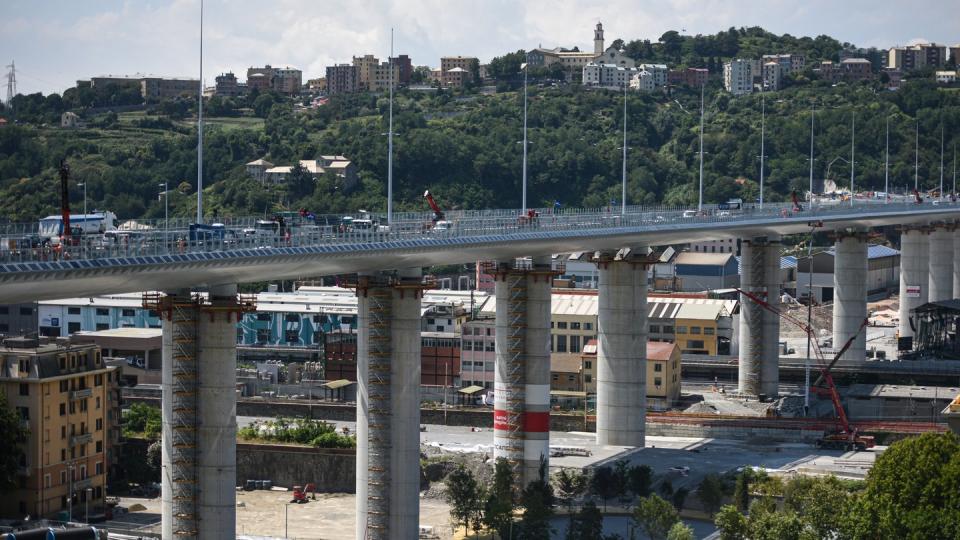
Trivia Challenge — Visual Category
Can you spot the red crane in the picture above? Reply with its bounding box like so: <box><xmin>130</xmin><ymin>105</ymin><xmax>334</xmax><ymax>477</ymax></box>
<box><xmin>423</xmin><ymin>190</ymin><xmax>444</xmax><ymax>222</ymax></box>
<box><xmin>735</xmin><ymin>287</ymin><xmax>875</xmax><ymax>451</ymax></box>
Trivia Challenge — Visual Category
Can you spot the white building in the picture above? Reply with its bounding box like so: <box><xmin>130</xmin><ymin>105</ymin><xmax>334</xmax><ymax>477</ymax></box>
<box><xmin>936</xmin><ymin>70</ymin><xmax>957</xmax><ymax>84</ymax></box>
<box><xmin>583</xmin><ymin>62</ymin><xmax>640</xmax><ymax>88</ymax></box>
<box><xmin>630</xmin><ymin>70</ymin><xmax>656</xmax><ymax>92</ymax></box>
<box><xmin>724</xmin><ymin>59</ymin><xmax>754</xmax><ymax>95</ymax></box>
<box><xmin>762</xmin><ymin>61</ymin><xmax>782</xmax><ymax>90</ymax></box>
<box><xmin>637</xmin><ymin>64</ymin><xmax>668</xmax><ymax>87</ymax></box>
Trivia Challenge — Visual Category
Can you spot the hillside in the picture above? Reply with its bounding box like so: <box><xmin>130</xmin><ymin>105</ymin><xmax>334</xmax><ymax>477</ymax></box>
<box><xmin>0</xmin><ymin>33</ymin><xmax>958</xmax><ymax>224</ymax></box>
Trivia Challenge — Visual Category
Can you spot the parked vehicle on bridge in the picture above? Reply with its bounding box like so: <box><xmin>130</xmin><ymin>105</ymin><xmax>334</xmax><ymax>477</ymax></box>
<box><xmin>39</xmin><ymin>211</ymin><xmax>117</xmax><ymax>244</ymax></box>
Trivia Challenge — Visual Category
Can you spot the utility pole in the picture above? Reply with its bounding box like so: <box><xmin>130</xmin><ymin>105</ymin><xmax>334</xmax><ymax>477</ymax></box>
<box><xmin>387</xmin><ymin>28</ymin><xmax>395</xmax><ymax>225</ymax></box>
<box><xmin>759</xmin><ymin>91</ymin><xmax>766</xmax><ymax>209</ymax></box>
<box><xmin>698</xmin><ymin>84</ymin><xmax>705</xmax><ymax>212</ymax></box>
<box><xmin>940</xmin><ymin>123</ymin><xmax>945</xmax><ymax>200</ymax></box>
<box><xmin>621</xmin><ymin>83</ymin><xmax>628</xmax><ymax>216</ymax></box>
<box><xmin>196</xmin><ymin>0</ymin><xmax>205</xmax><ymax>224</ymax></box>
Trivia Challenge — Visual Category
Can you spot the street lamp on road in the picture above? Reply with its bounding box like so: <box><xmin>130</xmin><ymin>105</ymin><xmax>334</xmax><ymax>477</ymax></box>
<box><xmin>159</xmin><ymin>182</ymin><xmax>168</xmax><ymax>243</ymax></box>
<box><xmin>85</xmin><ymin>487</ymin><xmax>92</xmax><ymax>523</ymax></box>
<box><xmin>520</xmin><ymin>61</ymin><xmax>529</xmax><ymax>212</ymax></box>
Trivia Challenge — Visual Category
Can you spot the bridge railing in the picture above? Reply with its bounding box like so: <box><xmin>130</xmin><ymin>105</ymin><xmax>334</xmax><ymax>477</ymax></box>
<box><xmin>0</xmin><ymin>198</ymin><xmax>957</xmax><ymax>265</ymax></box>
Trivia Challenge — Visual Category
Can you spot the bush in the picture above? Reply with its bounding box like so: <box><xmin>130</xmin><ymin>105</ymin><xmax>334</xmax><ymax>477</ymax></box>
<box><xmin>310</xmin><ymin>431</ymin><xmax>356</xmax><ymax>449</ymax></box>
<box><xmin>123</xmin><ymin>403</ymin><xmax>162</xmax><ymax>439</ymax></box>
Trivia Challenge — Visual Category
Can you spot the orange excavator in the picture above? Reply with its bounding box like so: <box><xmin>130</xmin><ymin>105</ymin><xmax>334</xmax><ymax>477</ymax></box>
<box><xmin>735</xmin><ymin>287</ymin><xmax>875</xmax><ymax>451</ymax></box>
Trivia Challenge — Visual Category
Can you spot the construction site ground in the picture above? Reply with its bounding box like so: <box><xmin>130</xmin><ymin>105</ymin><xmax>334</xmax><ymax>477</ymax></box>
<box><xmin>779</xmin><ymin>296</ymin><xmax>901</xmax><ymax>361</ymax></box>
<box><xmin>101</xmin><ymin>420</ymin><xmax>885</xmax><ymax>539</ymax></box>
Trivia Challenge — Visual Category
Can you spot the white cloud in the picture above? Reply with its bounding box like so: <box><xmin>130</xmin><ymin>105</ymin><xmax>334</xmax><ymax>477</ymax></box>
<box><xmin>2</xmin><ymin>0</ymin><xmax>958</xmax><ymax>95</ymax></box>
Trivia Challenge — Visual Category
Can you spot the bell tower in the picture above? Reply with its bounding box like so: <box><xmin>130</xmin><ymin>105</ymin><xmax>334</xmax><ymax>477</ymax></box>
<box><xmin>594</xmin><ymin>22</ymin><xmax>604</xmax><ymax>55</ymax></box>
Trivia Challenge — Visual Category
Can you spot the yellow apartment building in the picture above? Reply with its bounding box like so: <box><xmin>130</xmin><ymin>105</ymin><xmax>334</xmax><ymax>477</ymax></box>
<box><xmin>0</xmin><ymin>336</ymin><xmax>119</xmax><ymax>520</ymax></box>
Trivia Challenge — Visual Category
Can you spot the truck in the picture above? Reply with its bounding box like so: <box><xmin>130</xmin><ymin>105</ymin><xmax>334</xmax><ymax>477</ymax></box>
<box><xmin>39</xmin><ymin>211</ymin><xmax>118</xmax><ymax>243</ymax></box>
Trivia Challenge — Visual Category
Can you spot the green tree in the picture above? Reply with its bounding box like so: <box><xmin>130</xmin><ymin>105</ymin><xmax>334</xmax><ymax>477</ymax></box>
<box><xmin>123</xmin><ymin>402</ymin><xmax>162</xmax><ymax>439</ymax></box>
<box><xmin>697</xmin><ymin>473</ymin><xmax>725</xmax><ymax>515</ymax></box>
<box><xmin>484</xmin><ymin>458</ymin><xmax>516</xmax><ymax>539</ymax></box>
<box><xmin>590</xmin><ymin>466</ymin><xmax>617</xmax><ymax>511</ymax></box>
<box><xmin>627</xmin><ymin>464</ymin><xmax>653</xmax><ymax>499</ymax></box>
<box><xmin>445</xmin><ymin>465</ymin><xmax>483</xmax><ymax>535</ymax></box>
<box><xmin>747</xmin><ymin>501</ymin><xmax>803</xmax><ymax>540</ymax></box>
<box><xmin>633</xmin><ymin>494</ymin><xmax>680</xmax><ymax>540</ymax></box>
<box><xmin>666</xmin><ymin>522</ymin><xmax>695</xmax><ymax>540</ymax></box>
<box><xmin>0</xmin><ymin>392</ymin><xmax>30</xmax><ymax>490</ymax></box>
<box><xmin>612</xmin><ymin>460</ymin><xmax>631</xmax><ymax>504</ymax></box>
<box><xmin>714</xmin><ymin>505</ymin><xmax>748</xmax><ymax>540</ymax></box>
<box><xmin>849</xmin><ymin>432</ymin><xmax>960</xmax><ymax>539</ymax></box>
<box><xmin>567</xmin><ymin>500</ymin><xmax>603</xmax><ymax>540</ymax></box>
<box><xmin>733</xmin><ymin>470</ymin><xmax>750</xmax><ymax>512</ymax></box>
<box><xmin>555</xmin><ymin>468</ymin><xmax>588</xmax><ymax>530</ymax></box>
<box><xmin>517</xmin><ymin>458</ymin><xmax>555</xmax><ymax>539</ymax></box>
<box><xmin>670</xmin><ymin>487</ymin><xmax>689</xmax><ymax>512</ymax></box>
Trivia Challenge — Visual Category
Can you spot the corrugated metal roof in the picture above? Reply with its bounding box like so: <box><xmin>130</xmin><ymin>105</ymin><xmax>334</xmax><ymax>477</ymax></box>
<box><xmin>735</xmin><ymin>255</ymin><xmax>796</xmax><ymax>274</ymax></box>
<box><xmin>821</xmin><ymin>244</ymin><xmax>900</xmax><ymax>260</ymax></box>
<box><xmin>479</xmin><ymin>293</ymin><xmax>736</xmax><ymax>320</ymax></box>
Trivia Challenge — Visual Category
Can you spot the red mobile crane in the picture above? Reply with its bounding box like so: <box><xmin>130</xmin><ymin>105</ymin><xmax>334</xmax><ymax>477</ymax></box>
<box><xmin>735</xmin><ymin>287</ymin><xmax>876</xmax><ymax>451</ymax></box>
<box><xmin>58</xmin><ymin>160</ymin><xmax>73</xmax><ymax>245</ymax></box>
<box><xmin>423</xmin><ymin>190</ymin><xmax>445</xmax><ymax>222</ymax></box>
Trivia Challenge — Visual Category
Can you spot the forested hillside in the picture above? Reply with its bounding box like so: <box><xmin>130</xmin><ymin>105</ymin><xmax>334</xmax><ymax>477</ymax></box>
<box><xmin>0</xmin><ymin>29</ymin><xmax>958</xmax><ymax>224</ymax></box>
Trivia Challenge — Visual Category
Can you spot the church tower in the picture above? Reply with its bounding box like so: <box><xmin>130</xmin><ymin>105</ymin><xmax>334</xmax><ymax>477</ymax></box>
<box><xmin>594</xmin><ymin>22</ymin><xmax>604</xmax><ymax>55</ymax></box>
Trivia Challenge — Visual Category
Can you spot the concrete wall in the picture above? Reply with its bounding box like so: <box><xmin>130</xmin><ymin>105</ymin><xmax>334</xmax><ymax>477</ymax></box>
<box><xmin>236</xmin><ymin>443</ymin><xmax>356</xmax><ymax>493</ymax></box>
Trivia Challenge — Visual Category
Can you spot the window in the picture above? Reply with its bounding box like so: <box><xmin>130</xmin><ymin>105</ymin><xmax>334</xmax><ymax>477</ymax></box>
<box><xmin>121</xmin><ymin>309</ymin><xmax>136</xmax><ymax>317</ymax></box>
<box><xmin>95</xmin><ymin>462</ymin><xmax>103</xmax><ymax>475</ymax></box>
<box><xmin>690</xmin><ymin>327</ymin><xmax>701</xmax><ymax>335</ymax></box>
<box><xmin>557</xmin><ymin>322</ymin><xmax>568</xmax><ymax>329</ymax></box>
<box><xmin>94</xmin><ymin>374</ymin><xmax>103</xmax><ymax>386</ymax></box>
<box><xmin>67</xmin><ymin>322</ymin><xmax>81</xmax><ymax>334</ymax></box>
<box><xmin>654</xmin><ymin>363</ymin><xmax>663</xmax><ymax>372</ymax></box>
<box><xmin>60</xmin><ymin>449</ymin><xmax>65</xmax><ymax>462</ymax></box>
<box><xmin>96</xmin><ymin>418</ymin><xmax>103</xmax><ymax>431</ymax></box>
<box><xmin>59</xmin><ymin>403</ymin><xmax>66</xmax><ymax>416</ymax></box>
<box><xmin>687</xmin><ymin>340</ymin><xmax>705</xmax><ymax>349</ymax></box>
<box><xmin>19</xmin><ymin>383</ymin><xmax>29</xmax><ymax>396</ymax></box>
<box><xmin>584</xmin><ymin>323</ymin><xmax>593</xmax><ymax>331</ymax></box>
<box><xmin>17</xmin><ymin>406</ymin><xmax>29</xmax><ymax>420</ymax></box>
<box><xmin>570</xmin><ymin>322</ymin><xmax>581</xmax><ymax>330</ymax></box>
<box><xmin>585</xmin><ymin>375</ymin><xmax>592</xmax><ymax>383</ymax></box>
<box><xmin>552</xmin><ymin>374</ymin><xmax>558</xmax><ymax>382</ymax></box>
<box><xmin>463</xmin><ymin>340</ymin><xmax>473</xmax><ymax>351</ymax></box>
<box><xmin>59</xmin><ymin>380</ymin><xmax>68</xmax><ymax>392</ymax></box>
<box><xmin>567</xmin><ymin>375</ymin><xmax>575</xmax><ymax>382</ymax></box>
<box><xmin>67</xmin><ymin>307</ymin><xmax>81</xmax><ymax>315</ymax></box>
<box><xmin>0</xmin><ymin>323</ymin><xmax>7</xmax><ymax>333</ymax></box>
<box><xmin>485</xmin><ymin>341</ymin><xmax>495</xmax><ymax>352</ymax></box>
<box><xmin>654</xmin><ymin>377</ymin><xmax>663</xmax><ymax>387</ymax></box>
<box><xmin>426</xmin><ymin>318</ymin><xmax>435</xmax><ymax>325</ymax></box>
<box><xmin>95</xmin><ymin>308</ymin><xmax>109</xmax><ymax>317</ymax></box>
<box><xmin>95</xmin><ymin>323</ymin><xmax>109</xmax><ymax>331</ymax></box>
<box><xmin>256</xmin><ymin>313</ymin><xmax>271</xmax><ymax>321</ymax></box>
<box><xmin>584</xmin><ymin>361</ymin><xmax>592</xmax><ymax>370</ymax></box>
<box><xmin>61</xmin><ymin>426</ymin><xmax>66</xmax><ymax>439</ymax></box>
<box><xmin>704</xmin><ymin>327</ymin><xmax>715</xmax><ymax>335</ymax></box>
<box><xmin>649</xmin><ymin>325</ymin><xmax>661</xmax><ymax>333</ymax></box>
<box><xmin>570</xmin><ymin>335</ymin><xmax>581</xmax><ymax>353</ymax></box>
<box><xmin>19</xmin><ymin>306</ymin><xmax>33</xmax><ymax>316</ymax></box>
<box><xmin>44</xmin><ymin>474</ymin><xmax>51</xmax><ymax>488</ymax></box>
<box><xmin>556</xmin><ymin>335</ymin><xmax>567</xmax><ymax>353</ymax></box>
<box><xmin>675</xmin><ymin>326</ymin><xmax>686</xmax><ymax>334</ymax></box>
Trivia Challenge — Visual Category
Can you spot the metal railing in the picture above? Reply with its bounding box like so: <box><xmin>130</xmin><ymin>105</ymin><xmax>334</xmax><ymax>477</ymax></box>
<box><xmin>1</xmin><ymin>198</ymin><xmax>958</xmax><ymax>266</ymax></box>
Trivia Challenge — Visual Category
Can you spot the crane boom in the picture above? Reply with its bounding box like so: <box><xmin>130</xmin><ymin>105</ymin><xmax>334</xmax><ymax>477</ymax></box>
<box><xmin>58</xmin><ymin>160</ymin><xmax>72</xmax><ymax>243</ymax></box>
<box><xmin>734</xmin><ymin>287</ymin><xmax>868</xmax><ymax>439</ymax></box>
<box><xmin>423</xmin><ymin>190</ymin><xmax>444</xmax><ymax>221</ymax></box>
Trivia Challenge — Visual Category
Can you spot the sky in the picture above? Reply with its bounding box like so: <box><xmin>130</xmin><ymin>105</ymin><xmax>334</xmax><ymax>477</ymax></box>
<box><xmin>2</xmin><ymin>0</ymin><xmax>958</xmax><ymax>96</ymax></box>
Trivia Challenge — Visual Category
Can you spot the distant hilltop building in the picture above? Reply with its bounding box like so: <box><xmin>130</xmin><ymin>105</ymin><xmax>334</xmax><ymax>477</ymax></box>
<box><xmin>440</xmin><ymin>56</ymin><xmax>478</xmax><ymax>88</ymax></box>
<box><xmin>246</xmin><ymin>156</ymin><xmax>358</xmax><ymax>190</ymax></box>
<box><xmin>530</xmin><ymin>22</ymin><xmax>637</xmax><ymax>75</ymax></box>
<box><xmin>245</xmin><ymin>65</ymin><xmax>302</xmax><ymax>95</ymax></box>
<box><xmin>76</xmin><ymin>74</ymin><xmax>200</xmax><ymax>100</ymax></box>
<box><xmin>887</xmin><ymin>43</ymin><xmax>948</xmax><ymax>70</ymax></box>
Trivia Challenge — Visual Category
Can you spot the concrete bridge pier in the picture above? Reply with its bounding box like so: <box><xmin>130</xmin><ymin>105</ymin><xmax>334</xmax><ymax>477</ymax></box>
<box><xmin>355</xmin><ymin>269</ymin><xmax>424</xmax><ymax>540</ymax></box>
<box><xmin>832</xmin><ymin>231</ymin><xmax>868</xmax><ymax>362</ymax></box>
<box><xmin>929</xmin><ymin>223</ymin><xmax>954</xmax><ymax>302</ymax></box>
<box><xmin>594</xmin><ymin>248</ymin><xmax>648</xmax><ymax>447</ymax></box>
<box><xmin>491</xmin><ymin>257</ymin><xmax>554</xmax><ymax>488</ymax></box>
<box><xmin>158</xmin><ymin>285</ymin><xmax>240</xmax><ymax>540</ymax></box>
<box><xmin>738</xmin><ymin>236</ymin><xmax>781</xmax><ymax>398</ymax></box>
<box><xmin>899</xmin><ymin>227</ymin><xmax>930</xmax><ymax>339</ymax></box>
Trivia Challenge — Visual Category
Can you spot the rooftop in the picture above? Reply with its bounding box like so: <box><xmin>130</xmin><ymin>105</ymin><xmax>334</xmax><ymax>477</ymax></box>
<box><xmin>847</xmin><ymin>383</ymin><xmax>960</xmax><ymax>400</ymax></box>
<box><xmin>76</xmin><ymin>327</ymin><xmax>163</xmax><ymax>339</ymax></box>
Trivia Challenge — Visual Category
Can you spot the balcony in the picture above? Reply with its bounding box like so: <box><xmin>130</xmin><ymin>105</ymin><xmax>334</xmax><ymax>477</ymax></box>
<box><xmin>70</xmin><ymin>388</ymin><xmax>93</xmax><ymax>400</ymax></box>
<box><xmin>70</xmin><ymin>433</ymin><xmax>93</xmax><ymax>446</ymax></box>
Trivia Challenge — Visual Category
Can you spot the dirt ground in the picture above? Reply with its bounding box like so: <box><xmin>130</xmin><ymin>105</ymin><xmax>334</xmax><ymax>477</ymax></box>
<box><xmin>234</xmin><ymin>490</ymin><xmax>453</xmax><ymax>540</ymax></box>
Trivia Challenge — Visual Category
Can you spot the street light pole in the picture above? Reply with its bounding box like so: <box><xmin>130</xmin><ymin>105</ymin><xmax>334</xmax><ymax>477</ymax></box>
<box><xmin>915</xmin><ymin>119</ymin><xmax>919</xmax><ymax>191</ymax></box>
<box><xmin>808</xmin><ymin>102</ymin><xmax>815</xmax><ymax>205</ymax></box>
<box><xmin>196</xmin><ymin>0</ymin><xmax>204</xmax><ymax>224</ymax></box>
<box><xmin>759</xmin><ymin>91</ymin><xmax>765</xmax><ymax>209</ymax></box>
<box><xmin>621</xmin><ymin>83</ymin><xmax>627</xmax><ymax>216</ymax></box>
<box><xmin>85</xmin><ymin>487</ymin><xmax>92</xmax><ymax>523</ymax></box>
<box><xmin>697</xmin><ymin>83</ymin><xmax>705</xmax><ymax>212</ymax></box>
<box><xmin>940</xmin><ymin>123</ymin><xmax>945</xmax><ymax>200</ymax></box>
<box><xmin>885</xmin><ymin>116</ymin><xmax>890</xmax><ymax>203</ymax></box>
<box><xmin>521</xmin><ymin>62</ymin><xmax>529</xmax><ymax>213</ymax></box>
<box><xmin>850</xmin><ymin>112</ymin><xmax>855</xmax><ymax>207</ymax></box>
<box><xmin>387</xmin><ymin>27</ymin><xmax>394</xmax><ymax>226</ymax></box>
<box><xmin>67</xmin><ymin>462</ymin><xmax>73</xmax><ymax>522</ymax></box>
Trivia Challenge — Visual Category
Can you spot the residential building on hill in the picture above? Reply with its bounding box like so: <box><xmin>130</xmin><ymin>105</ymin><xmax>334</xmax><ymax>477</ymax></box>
<box><xmin>326</xmin><ymin>64</ymin><xmax>359</xmax><ymax>95</ymax></box>
<box><xmin>214</xmin><ymin>72</ymin><xmax>245</xmax><ymax>97</ymax></box>
<box><xmin>440</xmin><ymin>56</ymin><xmax>478</xmax><ymax>87</ymax></box>
<box><xmin>724</xmin><ymin>59</ymin><xmax>753</xmax><ymax>95</ymax></box>
<box><xmin>888</xmin><ymin>43</ymin><xmax>948</xmax><ymax>70</ymax></box>
<box><xmin>668</xmin><ymin>67</ymin><xmax>708</xmax><ymax>87</ymax></box>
